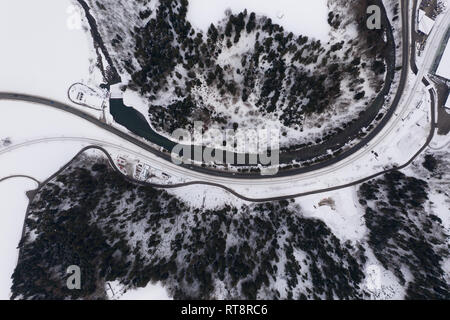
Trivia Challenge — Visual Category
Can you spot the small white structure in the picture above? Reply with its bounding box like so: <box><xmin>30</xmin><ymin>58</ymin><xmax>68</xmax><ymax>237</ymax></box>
<box><xmin>116</xmin><ymin>155</ymin><xmax>129</xmax><ymax>174</ymax></box>
<box><xmin>110</xmin><ymin>84</ymin><xmax>124</xmax><ymax>99</ymax></box>
<box><xmin>68</xmin><ymin>83</ymin><xmax>106</xmax><ymax>109</ymax></box>
<box><xmin>418</xmin><ymin>9</ymin><xmax>435</xmax><ymax>35</ymax></box>
<box><xmin>276</xmin><ymin>11</ymin><xmax>285</xmax><ymax>19</ymax></box>
<box><xmin>436</xmin><ymin>39</ymin><xmax>450</xmax><ymax>80</ymax></box>
<box><xmin>134</xmin><ymin>162</ymin><xmax>151</xmax><ymax>181</ymax></box>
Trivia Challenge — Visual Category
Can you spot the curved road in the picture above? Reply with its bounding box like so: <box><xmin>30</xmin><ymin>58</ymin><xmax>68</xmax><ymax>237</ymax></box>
<box><xmin>0</xmin><ymin>0</ymin><xmax>413</xmax><ymax>181</ymax></box>
<box><xmin>0</xmin><ymin>175</ymin><xmax>40</xmax><ymax>186</ymax></box>
<box><xmin>0</xmin><ymin>79</ymin><xmax>436</xmax><ymax>203</ymax></box>
<box><xmin>1</xmin><ymin>0</ymin><xmax>446</xmax><ymax>195</ymax></box>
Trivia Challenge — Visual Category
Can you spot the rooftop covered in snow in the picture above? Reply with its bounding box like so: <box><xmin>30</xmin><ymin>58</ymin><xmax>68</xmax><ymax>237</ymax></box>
<box><xmin>110</xmin><ymin>84</ymin><xmax>124</xmax><ymax>99</ymax></box>
<box><xmin>417</xmin><ymin>9</ymin><xmax>435</xmax><ymax>35</ymax></box>
<box><xmin>436</xmin><ymin>39</ymin><xmax>450</xmax><ymax>80</ymax></box>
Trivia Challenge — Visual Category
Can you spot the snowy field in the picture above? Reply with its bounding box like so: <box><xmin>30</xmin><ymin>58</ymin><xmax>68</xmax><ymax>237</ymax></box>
<box><xmin>107</xmin><ymin>280</ymin><xmax>171</xmax><ymax>300</ymax></box>
<box><xmin>0</xmin><ymin>99</ymin><xmax>192</xmax><ymax>299</ymax></box>
<box><xmin>165</xmin><ymin>181</ymin><xmax>407</xmax><ymax>299</ymax></box>
<box><xmin>0</xmin><ymin>0</ymin><xmax>104</xmax><ymax>299</ymax></box>
<box><xmin>187</xmin><ymin>0</ymin><xmax>330</xmax><ymax>41</ymax></box>
<box><xmin>0</xmin><ymin>100</ymin><xmax>139</xmax><ymax>299</ymax></box>
<box><xmin>0</xmin><ymin>100</ymin><xmax>127</xmax><ymax>180</ymax></box>
<box><xmin>0</xmin><ymin>0</ymin><xmax>101</xmax><ymax>106</ymax></box>
<box><xmin>0</xmin><ymin>178</ymin><xmax>38</xmax><ymax>300</ymax></box>
<box><xmin>0</xmin><ymin>0</ymin><xmax>433</xmax><ymax>200</ymax></box>
<box><xmin>0</xmin><ymin>0</ymin><xmax>445</xmax><ymax>300</ymax></box>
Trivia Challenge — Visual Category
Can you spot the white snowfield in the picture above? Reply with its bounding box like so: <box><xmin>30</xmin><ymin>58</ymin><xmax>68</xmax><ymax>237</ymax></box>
<box><xmin>0</xmin><ymin>0</ymin><xmax>100</xmax><ymax>300</ymax></box>
<box><xmin>187</xmin><ymin>0</ymin><xmax>330</xmax><ymax>42</ymax></box>
<box><xmin>106</xmin><ymin>280</ymin><xmax>170</xmax><ymax>300</ymax></box>
<box><xmin>1</xmin><ymin>2</ymin><xmax>448</xmax><ymax>200</ymax></box>
<box><xmin>417</xmin><ymin>9</ymin><xmax>435</xmax><ymax>35</ymax></box>
<box><xmin>94</xmin><ymin>4</ymin><xmax>448</xmax><ymax>202</ymax></box>
<box><xmin>0</xmin><ymin>100</ymin><xmax>136</xmax><ymax>300</ymax></box>
<box><xmin>122</xmin><ymin>3</ymin><xmax>445</xmax><ymax>200</ymax></box>
<box><xmin>0</xmin><ymin>0</ymin><xmax>449</xmax><ymax>300</ymax></box>
<box><xmin>68</xmin><ymin>83</ymin><xmax>106</xmax><ymax>110</ymax></box>
<box><xmin>0</xmin><ymin>179</ymin><xmax>38</xmax><ymax>300</ymax></box>
<box><xmin>0</xmin><ymin>0</ymin><xmax>103</xmax><ymax>107</ymax></box>
<box><xmin>436</xmin><ymin>39</ymin><xmax>450</xmax><ymax>80</ymax></box>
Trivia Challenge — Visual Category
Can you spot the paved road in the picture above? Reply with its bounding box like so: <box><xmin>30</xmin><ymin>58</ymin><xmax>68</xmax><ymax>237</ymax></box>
<box><xmin>0</xmin><ymin>81</ymin><xmax>437</xmax><ymax>203</ymax></box>
<box><xmin>1</xmin><ymin>0</ymin><xmax>445</xmax><ymax>187</ymax></box>
<box><xmin>11</xmin><ymin>91</ymin><xmax>436</xmax><ymax>271</ymax></box>
<box><xmin>429</xmin><ymin>140</ymin><xmax>450</xmax><ymax>150</ymax></box>
<box><xmin>75</xmin><ymin>0</ymin><xmax>404</xmax><ymax>174</ymax></box>
<box><xmin>0</xmin><ymin>175</ymin><xmax>40</xmax><ymax>185</ymax></box>
<box><xmin>0</xmin><ymin>0</ymin><xmax>413</xmax><ymax>181</ymax></box>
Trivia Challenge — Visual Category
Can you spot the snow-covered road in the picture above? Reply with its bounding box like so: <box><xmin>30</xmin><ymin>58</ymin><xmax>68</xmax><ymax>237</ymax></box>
<box><xmin>1</xmin><ymin>0</ymin><xmax>448</xmax><ymax>201</ymax></box>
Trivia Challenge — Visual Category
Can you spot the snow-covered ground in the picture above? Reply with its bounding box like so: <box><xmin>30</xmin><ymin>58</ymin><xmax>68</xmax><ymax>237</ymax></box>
<box><xmin>79</xmin><ymin>79</ymin><xmax>434</xmax><ymax>202</ymax></box>
<box><xmin>0</xmin><ymin>178</ymin><xmax>38</xmax><ymax>300</ymax></box>
<box><xmin>187</xmin><ymin>0</ymin><xmax>330</xmax><ymax>41</ymax></box>
<box><xmin>121</xmin><ymin>0</ymin><xmax>380</xmax><ymax>149</ymax></box>
<box><xmin>0</xmin><ymin>100</ymin><xmax>157</xmax><ymax>299</ymax></box>
<box><xmin>163</xmin><ymin>180</ymin><xmax>408</xmax><ymax>299</ymax></box>
<box><xmin>0</xmin><ymin>0</ymin><xmax>102</xmax><ymax>106</ymax></box>
<box><xmin>106</xmin><ymin>280</ymin><xmax>171</xmax><ymax>300</ymax></box>
<box><xmin>0</xmin><ymin>100</ymin><xmax>131</xmax><ymax>180</ymax></box>
<box><xmin>0</xmin><ymin>0</ymin><xmax>105</xmax><ymax>298</ymax></box>
<box><xmin>0</xmin><ymin>0</ymin><xmax>447</xmax><ymax>300</ymax></box>
<box><xmin>0</xmin><ymin>9</ymin><xmax>435</xmax><ymax>203</ymax></box>
<box><xmin>415</xmin><ymin>3</ymin><xmax>450</xmax><ymax>70</ymax></box>
<box><xmin>295</xmin><ymin>188</ymin><xmax>366</xmax><ymax>243</ymax></box>
<box><xmin>361</xmin><ymin>247</ymin><xmax>406</xmax><ymax>300</ymax></box>
<box><xmin>0</xmin><ymin>100</ymin><xmax>105</xmax><ymax>299</ymax></box>
<box><xmin>404</xmin><ymin>133</ymin><xmax>450</xmax><ymax>283</ymax></box>
<box><xmin>166</xmin><ymin>184</ymin><xmax>251</xmax><ymax>210</ymax></box>
<box><xmin>104</xmin><ymin>80</ymin><xmax>432</xmax><ymax>201</ymax></box>
<box><xmin>168</xmin><ymin>182</ymin><xmax>366</xmax><ymax>243</ymax></box>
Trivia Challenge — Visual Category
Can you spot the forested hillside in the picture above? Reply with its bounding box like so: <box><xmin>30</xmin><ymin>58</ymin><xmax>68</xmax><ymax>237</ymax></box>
<box><xmin>87</xmin><ymin>0</ymin><xmax>392</xmax><ymax>148</ymax></box>
<box><xmin>11</xmin><ymin>150</ymin><xmax>448</xmax><ymax>300</ymax></box>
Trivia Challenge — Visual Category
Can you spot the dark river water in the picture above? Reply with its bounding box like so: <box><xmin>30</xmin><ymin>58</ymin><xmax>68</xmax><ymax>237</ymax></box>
<box><xmin>110</xmin><ymin>99</ymin><xmax>177</xmax><ymax>152</ymax></box>
<box><xmin>109</xmin><ymin>98</ymin><xmax>272</xmax><ymax>169</ymax></box>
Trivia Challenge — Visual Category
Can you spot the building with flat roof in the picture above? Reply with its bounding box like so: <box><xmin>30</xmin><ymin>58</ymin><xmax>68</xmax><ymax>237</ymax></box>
<box><xmin>436</xmin><ymin>39</ymin><xmax>450</xmax><ymax>80</ymax></box>
<box><xmin>68</xmin><ymin>83</ymin><xmax>106</xmax><ymax>109</ymax></box>
<box><xmin>110</xmin><ymin>84</ymin><xmax>123</xmax><ymax>99</ymax></box>
<box><xmin>418</xmin><ymin>9</ymin><xmax>435</xmax><ymax>35</ymax></box>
